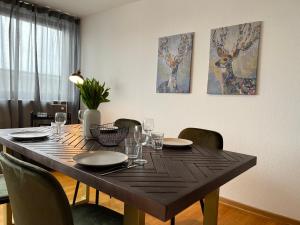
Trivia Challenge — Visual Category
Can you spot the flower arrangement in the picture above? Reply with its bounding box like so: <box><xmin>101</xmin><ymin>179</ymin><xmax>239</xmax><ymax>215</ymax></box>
<box><xmin>76</xmin><ymin>78</ymin><xmax>110</xmax><ymax>109</ymax></box>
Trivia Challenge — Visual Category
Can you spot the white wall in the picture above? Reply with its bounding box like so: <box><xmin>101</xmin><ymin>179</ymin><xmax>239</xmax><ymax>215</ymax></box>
<box><xmin>81</xmin><ymin>0</ymin><xmax>300</xmax><ymax>220</ymax></box>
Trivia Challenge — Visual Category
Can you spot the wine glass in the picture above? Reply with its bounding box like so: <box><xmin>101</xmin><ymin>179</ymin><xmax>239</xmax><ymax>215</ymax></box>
<box><xmin>78</xmin><ymin>110</ymin><xmax>85</xmax><ymax>123</ymax></box>
<box><xmin>55</xmin><ymin>112</ymin><xmax>67</xmax><ymax>134</ymax></box>
<box><xmin>134</xmin><ymin>125</ymin><xmax>143</xmax><ymax>143</ymax></box>
<box><xmin>133</xmin><ymin>125</ymin><xmax>147</xmax><ymax>165</ymax></box>
<box><xmin>78</xmin><ymin>110</ymin><xmax>85</xmax><ymax>130</ymax></box>
<box><xmin>142</xmin><ymin>118</ymin><xmax>154</xmax><ymax>146</ymax></box>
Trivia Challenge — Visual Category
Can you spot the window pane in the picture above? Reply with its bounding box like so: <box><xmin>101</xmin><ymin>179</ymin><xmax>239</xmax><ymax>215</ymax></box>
<box><xmin>0</xmin><ymin>15</ymin><xmax>10</xmax><ymax>100</ymax></box>
<box><xmin>17</xmin><ymin>18</ymin><xmax>36</xmax><ymax>100</ymax></box>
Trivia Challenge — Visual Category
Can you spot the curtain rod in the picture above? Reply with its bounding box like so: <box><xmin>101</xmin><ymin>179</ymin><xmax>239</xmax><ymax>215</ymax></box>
<box><xmin>0</xmin><ymin>0</ymin><xmax>80</xmax><ymax>22</ymax></box>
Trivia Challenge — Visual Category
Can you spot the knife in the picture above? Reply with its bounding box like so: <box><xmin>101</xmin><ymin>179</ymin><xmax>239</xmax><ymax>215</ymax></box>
<box><xmin>100</xmin><ymin>164</ymin><xmax>138</xmax><ymax>176</ymax></box>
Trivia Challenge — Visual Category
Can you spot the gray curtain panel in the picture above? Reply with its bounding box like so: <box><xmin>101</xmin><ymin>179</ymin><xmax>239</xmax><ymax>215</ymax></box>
<box><xmin>0</xmin><ymin>0</ymin><xmax>80</xmax><ymax>128</ymax></box>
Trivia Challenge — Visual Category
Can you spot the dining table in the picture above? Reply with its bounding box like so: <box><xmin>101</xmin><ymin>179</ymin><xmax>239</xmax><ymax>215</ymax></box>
<box><xmin>0</xmin><ymin>124</ymin><xmax>257</xmax><ymax>225</ymax></box>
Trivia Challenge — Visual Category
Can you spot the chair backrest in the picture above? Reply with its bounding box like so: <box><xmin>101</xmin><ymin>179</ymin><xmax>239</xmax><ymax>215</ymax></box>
<box><xmin>0</xmin><ymin>153</ymin><xmax>74</xmax><ymax>225</ymax></box>
<box><xmin>114</xmin><ymin>118</ymin><xmax>141</xmax><ymax>129</ymax></box>
<box><xmin>178</xmin><ymin>128</ymin><xmax>223</xmax><ymax>150</ymax></box>
<box><xmin>115</xmin><ymin>118</ymin><xmax>141</xmax><ymax>137</ymax></box>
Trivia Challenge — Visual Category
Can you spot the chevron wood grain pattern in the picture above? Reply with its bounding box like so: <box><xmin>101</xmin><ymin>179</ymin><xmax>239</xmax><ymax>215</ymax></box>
<box><xmin>0</xmin><ymin>125</ymin><xmax>256</xmax><ymax>221</ymax></box>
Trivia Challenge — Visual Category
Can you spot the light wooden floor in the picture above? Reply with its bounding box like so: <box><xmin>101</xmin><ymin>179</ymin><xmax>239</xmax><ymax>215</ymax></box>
<box><xmin>0</xmin><ymin>172</ymin><xmax>288</xmax><ymax>225</ymax></box>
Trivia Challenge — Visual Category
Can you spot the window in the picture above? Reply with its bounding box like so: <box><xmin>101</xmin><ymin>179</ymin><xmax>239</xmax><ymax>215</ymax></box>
<box><xmin>0</xmin><ymin>12</ymin><xmax>70</xmax><ymax>101</ymax></box>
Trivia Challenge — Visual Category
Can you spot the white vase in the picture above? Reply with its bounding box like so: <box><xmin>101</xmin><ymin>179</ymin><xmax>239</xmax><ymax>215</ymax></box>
<box><xmin>83</xmin><ymin>109</ymin><xmax>101</xmax><ymax>139</ymax></box>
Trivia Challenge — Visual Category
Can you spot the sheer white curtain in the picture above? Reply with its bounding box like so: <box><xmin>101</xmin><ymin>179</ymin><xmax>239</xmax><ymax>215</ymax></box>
<box><xmin>0</xmin><ymin>0</ymin><xmax>80</xmax><ymax>128</ymax></box>
<box><xmin>0</xmin><ymin>11</ymin><xmax>10</xmax><ymax>100</ymax></box>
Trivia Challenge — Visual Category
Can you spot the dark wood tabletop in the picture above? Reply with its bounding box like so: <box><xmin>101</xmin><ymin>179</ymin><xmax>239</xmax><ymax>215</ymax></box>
<box><xmin>0</xmin><ymin>125</ymin><xmax>256</xmax><ymax>221</ymax></box>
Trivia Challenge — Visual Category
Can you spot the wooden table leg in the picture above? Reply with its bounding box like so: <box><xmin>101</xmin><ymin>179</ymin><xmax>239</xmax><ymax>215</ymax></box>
<box><xmin>2</xmin><ymin>146</ymin><xmax>12</xmax><ymax>154</ymax></box>
<box><xmin>124</xmin><ymin>203</ymin><xmax>145</xmax><ymax>225</ymax></box>
<box><xmin>75</xmin><ymin>185</ymin><xmax>90</xmax><ymax>205</ymax></box>
<box><xmin>3</xmin><ymin>203</ymin><xmax>13</xmax><ymax>225</ymax></box>
<box><xmin>203</xmin><ymin>189</ymin><xmax>219</xmax><ymax>225</ymax></box>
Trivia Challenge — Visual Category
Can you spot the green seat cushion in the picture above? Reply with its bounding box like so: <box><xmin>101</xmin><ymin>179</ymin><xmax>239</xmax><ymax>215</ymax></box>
<box><xmin>72</xmin><ymin>204</ymin><xmax>123</xmax><ymax>225</ymax></box>
<box><xmin>0</xmin><ymin>174</ymin><xmax>9</xmax><ymax>204</ymax></box>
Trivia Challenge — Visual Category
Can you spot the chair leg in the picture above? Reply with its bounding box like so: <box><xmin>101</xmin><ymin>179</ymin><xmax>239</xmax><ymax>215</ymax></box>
<box><xmin>200</xmin><ymin>199</ymin><xmax>205</xmax><ymax>214</ymax></box>
<box><xmin>171</xmin><ymin>217</ymin><xmax>175</xmax><ymax>225</ymax></box>
<box><xmin>72</xmin><ymin>181</ymin><xmax>80</xmax><ymax>206</ymax></box>
<box><xmin>95</xmin><ymin>190</ymin><xmax>99</xmax><ymax>205</ymax></box>
<box><xmin>3</xmin><ymin>203</ymin><xmax>13</xmax><ymax>225</ymax></box>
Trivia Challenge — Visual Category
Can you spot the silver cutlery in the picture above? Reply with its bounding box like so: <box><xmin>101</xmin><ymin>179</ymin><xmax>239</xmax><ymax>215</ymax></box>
<box><xmin>100</xmin><ymin>164</ymin><xmax>138</xmax><ymax>176</ymax></box>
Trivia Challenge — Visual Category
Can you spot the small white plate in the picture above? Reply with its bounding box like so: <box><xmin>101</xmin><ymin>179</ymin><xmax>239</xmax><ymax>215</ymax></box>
<box><xmin>99</xmin><ymin>126</ymin><xmax>118</xmax><ymax>131</ymax></box>
<box><xmin>73</xmin><ymin>151</ymin><xmax>128</xmax><ymax>167</ymax></box>
<box><xmin>99</xmin><ymin>126</ymin><xmax>119</xmax><ymax>133</ymax></box>
<box><xmin>163</xmin><ymin>138</ymin><xmax>193</xmax><ymax>147</ymax></box>
<box><xmin>8</xmin><ymin>131</ymin><xmax>50</xmax><ymax>140</ymax></box>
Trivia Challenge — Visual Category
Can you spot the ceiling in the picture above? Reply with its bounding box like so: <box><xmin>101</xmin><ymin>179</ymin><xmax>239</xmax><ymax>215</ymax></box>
<box><xmin>29</xmin><ymin>0</ymin><xmax>140</xmax><ymax>17</ymax></box>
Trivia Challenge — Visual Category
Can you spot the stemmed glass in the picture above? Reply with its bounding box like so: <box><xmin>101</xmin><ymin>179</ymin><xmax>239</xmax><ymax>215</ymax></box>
<box><xmin>133</xmin><ymin>125</ymin><xmax>147</xmax><ymax>165</ymax></box>
<box><xmin>142</xmin><ymin>118</ymin><xmax>154</xmax><ymax>146</ymax></box>
<box><xmin>78</xmin><ymin>110</ymin><xmax>85</xmax><ymax>129</ymax></box>
<box><xmin>55</xmin><ymin>112</ymin><xmax>67</xmax><ymax>134</ymax></box>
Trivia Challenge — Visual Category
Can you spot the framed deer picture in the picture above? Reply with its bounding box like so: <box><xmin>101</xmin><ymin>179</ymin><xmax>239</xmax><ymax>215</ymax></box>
<box><xmin>207</xmin><ymin>21</ymin><xmax>262</xmax><ymax>95</ymax></box>
<box><xmin>156</xmin><ymin>32</ymin><xmax>194</xmax><ymax>93</ymax></box>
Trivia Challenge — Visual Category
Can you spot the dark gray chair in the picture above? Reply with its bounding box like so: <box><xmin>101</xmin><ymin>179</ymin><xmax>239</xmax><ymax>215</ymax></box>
<box><xmin>72</xmin><ymin>118</ymin><xmax>141</xmax><ymax>205</ymax></box>
<box><xmin>171</xmin><ymin>127</ymin><xmax>223</xmax><ymax>225</ymax></box>
<box><xmin>114</xmin><ymin>118</ymin><xmax>141</xmax><ymax>130</ymax></box>
<box><xmin>0</xmin><ymin>152</ymin><xmax>123</xmax><ymax>225</ymax></box>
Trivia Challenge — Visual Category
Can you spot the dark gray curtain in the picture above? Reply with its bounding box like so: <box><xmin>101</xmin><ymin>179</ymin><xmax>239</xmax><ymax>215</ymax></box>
<box><xmin>0</xmin><ymin>0</ymin><xmax>80</xmax><ymax>128</ymax></box>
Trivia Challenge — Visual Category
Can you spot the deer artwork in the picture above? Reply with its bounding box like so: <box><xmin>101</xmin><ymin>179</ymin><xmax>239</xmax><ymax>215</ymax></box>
<box><xmin>157</xmin><ymin>34</ymin><xmax>193</xmax><ymax>93</ymax></box>
<box><xmin>210</xmin><ymin>22</ymin><xmax>261</xmax><ymax>95</ymax></box>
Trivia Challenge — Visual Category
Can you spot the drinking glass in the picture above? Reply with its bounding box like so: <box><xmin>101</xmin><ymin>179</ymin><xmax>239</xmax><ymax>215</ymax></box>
<box><xmin>55</xmin><ymin>112</ymin><xmax>67</xmax><ymax>134</ymax></box>
<box><xmin>133</xmin><ymin>125</ymin><xmax>147</xmax><ymax>165</ymax></box>
<box><xmin>151</xmin><ymin>132</ymin><xmax>164</xmax><ymax>150</ymax></box>
<box><xmin>142</xmin><ymin>118</ymin><xmax>154</xmax><ymax>146</ymax></box>
<box><xmin>125</xmin><ymin>138</ymin><xmax>139</xmax><ymax>160</ymax></box>
<box><xmin>51</xmin><ymin>121</ymin><xmax>57</xmax><ymax>132</ymax></box>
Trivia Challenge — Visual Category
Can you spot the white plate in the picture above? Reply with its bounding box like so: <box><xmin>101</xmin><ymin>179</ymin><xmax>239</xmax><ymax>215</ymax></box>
<box><xmin>73</xmin><ymin>151</ymin><xmax>128</xmax><ymax>167</ymax></box>
<box><xmin>8</xmin><ymin>131</ymin><xmax>50</xmax><ymax>140</ymax></box>
<box><xmin>163</xmin><ymin>138</ymin><xmax>193</xmax><ymax>147</ymax></box>
<box><xmin>100</xmin><ymin>126</ymin><xmax>118</xmax><ymax>131</ymax></box>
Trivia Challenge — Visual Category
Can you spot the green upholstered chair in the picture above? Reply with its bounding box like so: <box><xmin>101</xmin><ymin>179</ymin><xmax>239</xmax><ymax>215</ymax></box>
<box><xmin>178</xmin><ymin>128</ymin><xmax>223</xmax><ymax>150</ymax></box>
<box><xmin>0</xmin><ymin>146</ymin><xmax>11</xmax><ymax>225</ymax></box>
<box><xmin>72</xmin><ymin>118</ymin><xmax>141</xmax><ymax>205</ymax></box>
<box><xmin>0</xmin><ymin>175</ymin><xmax>9</xmax><ymax>204</ymax></box>
<box><xmin>0</xmin><ymin>174</ymin><xmax>12</xmax><ymax>225</ymax></box>
<box><xmin>171</xmin><ymin>127</ymin><xmax>223</xmax><ymax>225</ymax></box>
<box><xmin>0</xmin><ymin>152</ymin><xmax>123</xmax><ymax>225</ymax></box>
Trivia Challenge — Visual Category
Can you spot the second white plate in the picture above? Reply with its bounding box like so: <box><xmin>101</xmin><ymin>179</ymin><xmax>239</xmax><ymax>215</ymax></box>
<box><xmin>73</xmin><ymin>151</ymin><xmax>128</xmax><ymax>167</ymax></box>
<box><xmin>8</xmin><ymin>131</ymin><xmax>50</xmax><ymax>140</ymax></box>
<box><xmin>163</xmin><ymin>138</ymin><xmax>193</xmax><ymax>147</ymax></box>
